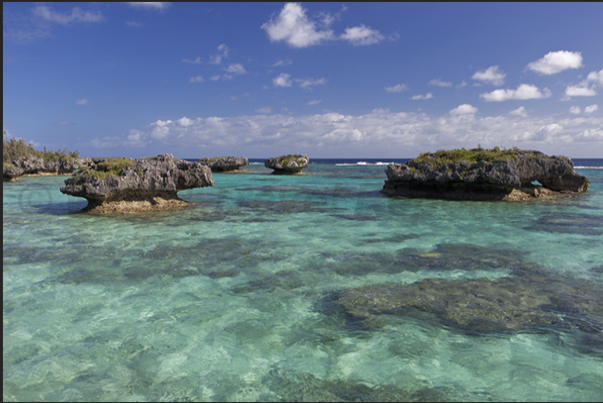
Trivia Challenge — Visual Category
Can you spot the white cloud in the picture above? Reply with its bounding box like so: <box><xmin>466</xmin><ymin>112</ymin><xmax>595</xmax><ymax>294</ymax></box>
<box><xmin>411</xmin><ymin>93</ymin><xmax>433</xmax><ymax>100</ymax></box>
<box><xmin>272</xmin><ymin>59</ymin><xmax>292</xmax><ymax>67</ymax></box>
<box><xmin>210</xmin><ymin>75</ymin><xmax>221</xmax><ymax>81</ymax></box>
<box><xmin>307</xmin><ymin>100</ymin><xmax>322</xmax><ymax>105</ymax></box>
<box><xmin>564</xmin><ymin>69</ymin><xmax>603</xmax><ymax>98</ymax></box>
<box><xmin>480</xmin><ymin>84</ymin><xmax>552</xmax><ymax>102</ymax></box>
<box><xmin>449</xmin><ymin>104</ymin><xmax>478</xmax><ymax>115</ymax></box>
<box><xmin>296</xmin><ymin>77</ymin><xmax>326</xmax><ymax>89</ymax></box>
<box><xmin>472</xmin><ymin>66</ymin><xmax>506</xmax><ymax>86</ymax></box>
<box><xmin>526</xmin><ymin>50</ymin><xmax>583</xmax><ymax>75</ymax></box>
<box><xmin>189</xmin><ymin>76</ymin><xmax>204</xmax><ymax>83</ymax></box>
<box><xmin>385</xmin><ymin>84</ymin><xmax>408</xmax><ymax>93</ymax></box>
<box><xmin>261</xmin><ymin>2</ymin><xmax>335</xmax><ymax>48</ymax></box>
<box><xmin>569</xmin><ymin>106</ymin><xmax>581</xmax><ymax>115</ymax></box>
<box><xmin>126</xmin><ymin>21</ymin><xmax>143</xmax><ymax>27</ymax></box>
<box><xmin>585</xmin><ymin>105</ymin><xmax>599</xmax><ymax>114</ymax></box>
<box><xmin>182</xmin><ymin>57</ymin><xmax>203</xmax><ymax>65</ymax></box>
<box><xmin>209</xmin><ymin>44</ymin><xmax>229</xmax><ymax>65</ymax></box>
<box><xmin>273</xmin><ymin>73</ymin><xmax>293</xmax><ymax>87</ymax></box>
<box><xmin>340</xmin><ymin>24</ymin><xmax>385</xmax><ymax>46</ymax></box>
<box><xmin>509</xmin><ymin>106</ymin><xmax>528</xmax><ymax>117</ymax></box>
<box><xmin>75</xmin><ymin>98</ymin><xmax>89</xmax><ymax>106</ymax></box>
<box><xmin>255</xmin><ymin>107</ymin><xmax>273</xmax><ymax>114</ymax></box>
<box><xmin>428</xmin><ymin>79</ymin><xmax>452</xmax><ymax>88</ymax></box>
<box><xmin>127</xmin><ymin>2</ymin><xmax>170</xmax><ymax>11</ymax></box>
<box><xmin>32</xmin><ymin>5</ymin><xmax>104</xmax><ymax>24</ymax></box>
<box><xmin>225</xmin><ymin>63</ymin><xmax>246</xmax><ymax>75</ymax></box>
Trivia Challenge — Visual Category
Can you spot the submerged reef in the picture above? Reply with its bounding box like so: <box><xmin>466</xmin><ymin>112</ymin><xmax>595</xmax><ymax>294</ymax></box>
<box><xmin>198</xmin><ymin>156</ymin><xmax>249</xmax><ymax>172</ymax></box>
<box><xmin>382</xmin><ymin>147</ymin><xmax>590</xmax><ymax>200</ymax></box>
<box><xmin>60</xmin><ymin>154</ymin><xmax>214</xmax><ymax>214</ymax></box>
<box><xmin>264</xmin><ymin>154</ymin><xmax>309</xmax><ymax>174</ymax></box>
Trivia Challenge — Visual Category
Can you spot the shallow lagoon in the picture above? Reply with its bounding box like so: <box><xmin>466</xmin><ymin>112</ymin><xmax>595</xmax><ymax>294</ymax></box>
<box><xmin>3</xmin><ymin>160</ymin><xmax>603</xmax><ymax>401</ymax></box>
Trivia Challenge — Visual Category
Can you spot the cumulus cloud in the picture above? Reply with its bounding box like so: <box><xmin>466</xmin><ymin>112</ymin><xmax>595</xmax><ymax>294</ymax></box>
<box><xmin>449</xmin><ymin>104</ymin><xmax>478</xmax><ymax>115</ymax></box>
<box><xmin>75</xmin><ymin>98</ymin><xmax>89</xmax><ymax>106</ymax></box>
<box><xmin>32</xmin><ymin>5</ymin><xmax>105</xmax><ymax>24</ymax></box>
<box><xmin>189</xmin><ymin>75</ymin><xmax>204</xmax><ymax>83</ymax></box>
<box><xmin>526</xmin><ymin>50</ymin><xmax>583</xmax><ymax>75</ymax></box>
<box><xmin>509</xmin><ymin>106</ymin><xmax>528</xmax><ymax>117</ymax></box>
<box><xmin>273</xmin><ymin>73</ymin><xmax>293</xmax><ymax>87</ymax></box>
<box><xmin>209</xmin><ymin>44</ymin><xmax>229</xmax><ymax>65</ymax></box>
<box><xmin>585</xmin><ymin>104</ymin><xmax>599</xmax><ymax>114</ymax></box>
<box><xmin>127</xmin><ymin>2</ymin><xmax>170</xmax><ymax>11</ymax></box>
<box><xmin>182</xmin><ymin>57</ymin><xmax>202</xmax><ymax>65</ymax></box>
<box><xmin>272</xmin><ymin>59</ymin><xmax>293</xmax><ymax>67</ymax></box>
<box><xmin>307</xmin><ymin>100</ymin><xmax>322</xmax><ymax>105</ymax></box>
<box><xmin>225</xmin><ymin>63</ymin><xmax>246</xmax><ymax>75</ymax></box>
<box><xmin>411</xmin><ymin>93</ymin><xmax>433</xmax><ymax>100</ymax></box>
<box><xmin>429</xmin><ymin>79</ymin><xmax>452</xmax><ymax>88</ymax></box>
<box><xmin>340</xmin><ymin>24</ymin><xmax>385</xmax><ymax>46</ymax></box>
<box><xmin>564</xmin><ymin>69</ymin><xmax>603</xmax><ymax>97</ymax></box>
<box><xmin>569</xmin><ymin>106</ymin><xmax>581</xmax><ymax>115</ymax></box>
<box><xmin>472</xmin><ymin>66</ymin><xmax>506</xmax><ymax>86</ymax></box>
<box><xmin>385</xmin><ymin>84</ymin><xmax>408</xmax><ymax>93</ymax></box>
<box><xmin>480</xmin><ymin>84</ymin><xmax>551</xmax><ymax>102</ymax></box>
<box><xmin>261</xmin><ymin>2</ymin><xmax>335</xmax><ymax>48</ymax></box>
<box><xmin>296</xmin><ymin>77</ymin><xmax>326</xmax><ymax>89</ymax></box>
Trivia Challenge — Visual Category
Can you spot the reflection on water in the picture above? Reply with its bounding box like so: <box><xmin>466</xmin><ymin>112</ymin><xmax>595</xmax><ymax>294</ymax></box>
<box><xmin>3</xmin><ymin>165</ymin><xmax>603</xmax><ymax>401</ymax></box>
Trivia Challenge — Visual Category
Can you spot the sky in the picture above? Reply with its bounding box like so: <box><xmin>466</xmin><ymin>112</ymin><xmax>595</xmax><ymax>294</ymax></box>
<box><xmin>3</xmin><ymin>2</ymin><xmax>603</xmax><ymax>159</ymax></box>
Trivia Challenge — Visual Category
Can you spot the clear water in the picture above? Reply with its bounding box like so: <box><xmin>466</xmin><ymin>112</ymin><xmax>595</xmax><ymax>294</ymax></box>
<box><xmin>3</xmin><ymin>161</ymin><xmax>603</xmax><ymax>402</ymax></box>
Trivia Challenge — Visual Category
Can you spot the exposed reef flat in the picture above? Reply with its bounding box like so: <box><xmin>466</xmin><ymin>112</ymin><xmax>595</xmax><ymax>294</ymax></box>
<box><xmin>198</xmin><ymin>156</ymin><xmax>249</xmax><ymax>172</ymax></box>
<box><xmin>382</xmin><ymin>147</ymin><xmax>590</xmax><ymax>201</ymax></box>
<box><xmin>60</xmin><ymin>154</ymin><xmax>214</xmax><ymax>214</ymax></box>
<box><xmin>264</xmin><ymin>154</ymin><xmax>309</xmax><ymax>174</ymax></box>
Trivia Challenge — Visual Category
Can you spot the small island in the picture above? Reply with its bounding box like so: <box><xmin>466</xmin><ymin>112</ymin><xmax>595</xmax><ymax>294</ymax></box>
<box><xmin>264</xmin><ymin>154</ymin><xmax>309</xmax><ymax>175</ymax></box>
<box><xmin>3</xmin><ymin>134</ymin><xmax>91</xmax><ymax>182</ymax></box>
<box><xmin>60</xmin><ymin>154</ymin><xmax>214</xmax><ymax>214</ymax></box>
<box><xmin>382</xmin><ymin>147</ymin><xmax>590</xmax><ymax>201</ymax></box>
<box><xmin>198</xmin><ymin>156</ymin><xmax>249</xmax><ymax>173</ymax></box>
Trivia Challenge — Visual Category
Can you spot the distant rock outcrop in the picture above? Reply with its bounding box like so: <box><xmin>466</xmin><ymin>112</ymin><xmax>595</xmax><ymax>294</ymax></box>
<box><xmin>382</xmin><ymin>148</ymin><xmax>590</xmax><ymax>201</ymax></box>
<box><xmin>60</xmin><ymin>154</ymin><xmax>214</xmax><ymax>214</ymax></box>
<box><xmin>198</xmin><ymin>156</ymin><xmax>249</xmax><ymax>172</ymax></box>
<box><xmin>264</xmin><ymin>154</ymin><xmax>309</xmax><ymax>174</ymax></box>
<box><xmin>3</xmin><ymin>156</ymin><xmax>93</xmax><ymax>182</ymax></box>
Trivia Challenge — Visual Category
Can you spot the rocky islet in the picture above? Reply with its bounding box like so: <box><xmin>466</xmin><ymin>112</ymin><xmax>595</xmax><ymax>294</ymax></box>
<box><xmin>198</xmin><ymin>156</ymin><xmax>249</xmax><ymax>172</ymax></box>
<box><xmin>264</xmin><ymin>154</ymin><xmax>309</xmax><ymax>174</ymax></box>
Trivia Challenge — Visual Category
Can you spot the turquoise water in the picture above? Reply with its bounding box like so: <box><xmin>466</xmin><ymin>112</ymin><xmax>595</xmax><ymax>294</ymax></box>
<box><xmin>3</xmin><ymin>161</ymin><xmax>603</xmax><ymax>402</ymax></box>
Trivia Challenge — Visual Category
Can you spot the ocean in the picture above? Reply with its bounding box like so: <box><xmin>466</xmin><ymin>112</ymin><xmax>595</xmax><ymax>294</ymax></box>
<box><xmin>3</xmin><ymin>159</ymin><xmax>603</xmax><ymax>401</ymax></box>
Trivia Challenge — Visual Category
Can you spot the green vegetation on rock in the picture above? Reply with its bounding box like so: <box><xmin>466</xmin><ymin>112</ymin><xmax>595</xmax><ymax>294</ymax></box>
<box><xmin>73</xmin><ymin>158</ymin><xmax>135</xmax><ymax>181</ymax></box>
<box><xmin>412</xmin><ymin>146</ymin><xmax>530</xmax><ymax>168</ymax></box>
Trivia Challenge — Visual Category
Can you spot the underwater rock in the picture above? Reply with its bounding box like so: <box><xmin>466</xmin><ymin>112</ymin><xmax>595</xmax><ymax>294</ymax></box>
<box><xmin>264</xmin><ymin>154</ymin><xmax>309</xmax><ymax>174</ymax></box>
<box><xmin>198</xmin><ymin>156</ymin><xmax>249</xmax><ymax>172</ymax></box>
<box><xmin>328</xmin><ymin>274</ymin><xmax>603</xmax><ymax>335</ymax></box>
<box><xmin>382</xmin><ymin>147</ymin><xmax>590</xmax><ymax>201</ymax></box>
<box><xmin>60</xmin><ymin>154</ymin><xmax>214</xmax><ymax>214</ymax></box>
<box><xmin>3</xmin><ymin>156</ymin><xmax>93</xmax><ymax>182</ymax></box>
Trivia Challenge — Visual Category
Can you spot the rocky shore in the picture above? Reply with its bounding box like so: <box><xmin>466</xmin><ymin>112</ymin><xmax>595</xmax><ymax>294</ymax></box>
<box><xmin>382</xmin><ymin>148</ymin><xmax>590</xmax><ymax>201</ymax></box>
<box><xmin>3</xmin><ymin>156</ymin><xmax>93</xmax><ymax>182</ymax></box>
<box><xmin>264</xmin><ymin>154</ymin><xmax>309</xmax><ymax>174</ymax></box>
<box><xmin>198</xmin><ymin>156</ymin><xmax>249</xmax><ymax>172</ymax></box>
<box><xmin>60</xmin><ymin>154</ymin><xmax>214</xmax><ymax>214</ymax></box>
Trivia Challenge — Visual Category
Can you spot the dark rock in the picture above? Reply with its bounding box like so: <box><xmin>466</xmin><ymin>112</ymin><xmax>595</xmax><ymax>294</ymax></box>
<box><xmin>383</xmin><ymin>149</ymin><xmax>590</xmax><ymax>200</ymax></box>
<box><xmin>60</xmin><ymin>154</ymin><xmax>214</xmax><ymax>213</ymax></box>
<box><xmin>264</xmin><ymin>154</ymin><xmax>309</xmax><ymax>174</ymax></box>
<box><xmin>3</xmin><ymin>156</ymin><xmax>92</xmax><ymax>181</ymax></box>
<box><xmin>198</xmin><ymin>156</ymin><xmax>249</xmax><ymax>172</ymax></box>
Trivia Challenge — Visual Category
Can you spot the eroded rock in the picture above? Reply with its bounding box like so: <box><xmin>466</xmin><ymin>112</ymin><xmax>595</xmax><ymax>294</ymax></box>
<box><xmin>198</xmin><ymin>156</ymin><xmax>249</xmax><ymax>172</ymax></box>
<box><xmin>3</xmin><ymin>156</ymin><xmax>93</xmax><ymax>182</ymax></box>
<box><xmin>264</xmin><ymin>154</ymin><xmax>309</xmax><ymax>174</ymax></box>
<box><xmin>60</xmin><ymin>154</ymin><xmax>214</xmax><ymax>213</ymax></box>
<box><xmin>383</xmin><ymin>148</ymin><xmax>589</xmax><ymax>200</ymax></box>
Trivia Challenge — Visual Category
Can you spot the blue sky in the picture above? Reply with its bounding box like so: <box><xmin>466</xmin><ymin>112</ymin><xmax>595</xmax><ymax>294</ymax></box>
<box><xmin>3</xmin><ymin>2</ymin><xmax>603</xmax><ymax>158</ymax></box>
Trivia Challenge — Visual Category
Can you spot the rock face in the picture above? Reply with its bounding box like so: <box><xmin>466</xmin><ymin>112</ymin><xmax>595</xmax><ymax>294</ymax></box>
<box><xmin>3</xmin><ymin>156</ymin><xmax>93</xmax><ymax>182</ymax></box>
<box><xmin>264</xmin><ymin>154</ymin><xmax>309</xmax><ymax>174</ymax></box>
<box><xmin>60</xmin><ymin>154</ymin><xmax>214</xmax><ymax>214</ymax></box>
<box><xmin>198</xmin><ymin>156</ymin><xmax>249</xmax><ymax>172</ymax></box>
<box><xmin>382</xmin><ymin>148</ymin><xmax>590</xmax><ymax>200</ymax></box>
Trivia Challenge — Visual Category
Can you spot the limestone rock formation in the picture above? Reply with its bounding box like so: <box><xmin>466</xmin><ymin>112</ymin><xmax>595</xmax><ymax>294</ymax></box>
<box><xmin>3</xmin><ymin>156</ymin><xmax>93</xmax><ymax>182</ymax></box>
<box><xmin>264</xmin><ymin>154</ymin><xmax>309</xmax><ymax>174</ymax></box>
<box><xmin>382</xmin><ymin>148</ymin><xmax>589</xmax><ymax>200</ymax></box>
<box><xmin>60</xmin><ymin>154</ymin><xmax>214</xmax><ymax>213</ymax></box>
<box><xmin>198</xmin><ymin>156</ymin><xmax>249</xmax><ymax>172</ymax></box>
